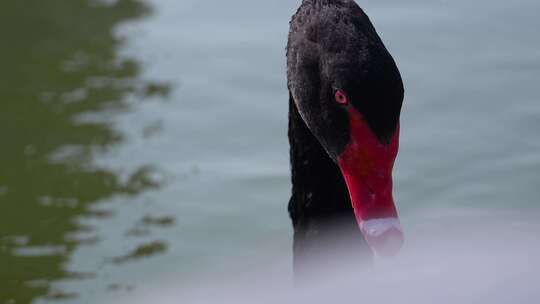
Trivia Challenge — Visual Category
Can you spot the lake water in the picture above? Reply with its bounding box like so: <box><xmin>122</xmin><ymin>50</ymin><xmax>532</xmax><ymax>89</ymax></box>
<box><xmin>1</xmin><ymin>0</ymin><xmax>539</xmax><ymax>303</ymax></box>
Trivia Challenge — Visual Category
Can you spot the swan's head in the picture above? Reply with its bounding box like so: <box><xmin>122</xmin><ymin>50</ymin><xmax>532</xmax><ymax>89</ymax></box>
<box><xmin>287</xmin><ymin>0</ymin><xmax>404</xmax><ymax>257</ymax></box>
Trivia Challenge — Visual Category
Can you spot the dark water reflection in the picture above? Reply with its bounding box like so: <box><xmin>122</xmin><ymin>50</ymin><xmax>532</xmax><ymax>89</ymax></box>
<box><xmin>0</xmin><ymin>1</ymin><xmax>168</xmax><ymax>302</ymax></box>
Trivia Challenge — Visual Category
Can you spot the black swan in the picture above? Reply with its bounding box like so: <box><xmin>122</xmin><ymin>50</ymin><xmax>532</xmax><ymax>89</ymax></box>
<box><xmin>286</xmin><ymin>0</ymin><xmax>404</xmax><ymax>273</ymax></box>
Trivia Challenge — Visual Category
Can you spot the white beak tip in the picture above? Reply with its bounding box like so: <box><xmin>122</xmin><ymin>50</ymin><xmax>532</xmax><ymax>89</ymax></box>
<box><xmin>359</xmin><ymin>218</ymin><xmax>404</xmax><ymax>258</ymax></box>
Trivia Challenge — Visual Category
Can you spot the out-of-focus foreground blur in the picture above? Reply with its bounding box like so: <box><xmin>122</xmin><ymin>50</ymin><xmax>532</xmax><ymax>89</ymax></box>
<box><xmin>1</xmin><ymin>0</ymin><xmax>539</xmax><ymax>303</ymax></box>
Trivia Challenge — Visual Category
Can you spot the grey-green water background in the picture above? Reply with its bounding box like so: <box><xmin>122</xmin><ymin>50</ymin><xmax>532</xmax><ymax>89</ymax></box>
<box><xmin>1</xmin><ymin>0</ymin><xmax>539</xmax><ymax>303</ymax></box>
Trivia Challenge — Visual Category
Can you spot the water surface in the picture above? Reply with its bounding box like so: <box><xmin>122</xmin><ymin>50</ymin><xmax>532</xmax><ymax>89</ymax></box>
<box><xmin>1</xmin><ymin>0</ymin><xmax>539</xmax><ymax>303</ymax></box>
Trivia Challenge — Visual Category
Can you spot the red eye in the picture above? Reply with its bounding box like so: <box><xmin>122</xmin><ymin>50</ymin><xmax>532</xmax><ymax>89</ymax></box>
<box><xmin>335</xmin><ymin>90</ymin><xmax>348</xmax><ymax>105</ymax></box>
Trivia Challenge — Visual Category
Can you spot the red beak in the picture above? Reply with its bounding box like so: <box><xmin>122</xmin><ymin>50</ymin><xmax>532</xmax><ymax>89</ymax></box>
<box><xmin>337</xmin><ymin>107</ymin><xmax>403</xmax><ymax>257</ymax></box>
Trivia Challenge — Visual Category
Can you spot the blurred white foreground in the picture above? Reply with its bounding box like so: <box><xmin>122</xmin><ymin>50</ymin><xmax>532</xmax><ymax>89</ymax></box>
<box><xmin>113</xmin><ymin>208</ymin><xmax>540</xmax><ymax>304</ymax></box>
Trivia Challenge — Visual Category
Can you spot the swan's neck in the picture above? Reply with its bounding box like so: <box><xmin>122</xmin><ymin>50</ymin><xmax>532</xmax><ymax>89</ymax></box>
<box><xmin>288</xmin><ymin>93</ymin><xmax>351</xmax><ymax>230</ymax></box>
<box><xmin>288</xmin><ymin>93</ymin><xmax>372</xmax><ymax>274</ymax></box>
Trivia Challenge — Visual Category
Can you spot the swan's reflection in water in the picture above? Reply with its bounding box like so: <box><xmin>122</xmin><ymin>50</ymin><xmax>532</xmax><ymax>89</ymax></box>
<box><xmin>0</xmin><ymin>1</ymin><xmax>170</xmax><ymax>302</ymax></box>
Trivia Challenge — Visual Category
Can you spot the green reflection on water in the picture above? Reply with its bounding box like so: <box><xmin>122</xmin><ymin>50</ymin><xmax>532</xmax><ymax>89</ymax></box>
<box><xmin>0</xmin><ymin>1</ymin><xmax>166</xmax><ymax>302</ymax></box>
